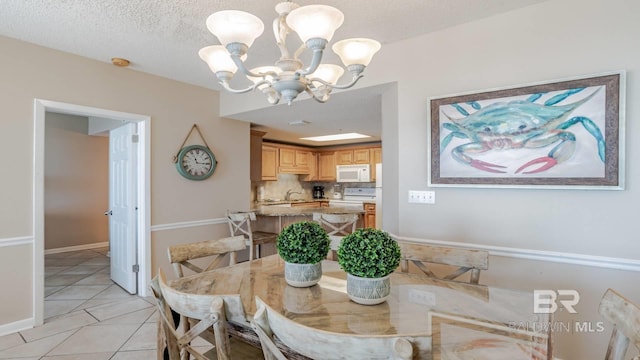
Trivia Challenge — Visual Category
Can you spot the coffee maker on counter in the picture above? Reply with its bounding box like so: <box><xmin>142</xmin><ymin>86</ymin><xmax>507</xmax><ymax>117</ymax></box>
<box><xmin>312</xmin><ymin>186</ymin><xmax>325</xmax><ymax>199</ymax></box>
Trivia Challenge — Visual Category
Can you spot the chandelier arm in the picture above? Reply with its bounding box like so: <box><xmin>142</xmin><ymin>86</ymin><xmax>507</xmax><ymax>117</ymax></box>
<box><xmin>308</xmin><ymin>73</ymin><xmax>364</xmax><ymax>90</ymax></box>
<box><xmin>293</xmin><ymin>43</ymin><xmax>306</xmax><ymax>61</ymax></box>
<box><xmin>228</xmin><ymin>54</ymin><xmax>269</xmax><ymax>79</ymax></box>
<box><xmin>305</xmin><ymin>87</ymin><xmax>330</xmax><ymax>104</ymax></box>
<box><xmin>296</xmin><ymin>48</ymin><xmax>324</xmax><ymax>77</ymax></box>
<box><xmin>218</xmin><ymin>79</ymin><xmax>269</xmax><ymax>94</ymax></box>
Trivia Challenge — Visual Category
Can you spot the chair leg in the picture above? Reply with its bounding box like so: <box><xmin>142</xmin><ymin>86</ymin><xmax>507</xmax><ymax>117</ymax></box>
<box><xmin>256</xmin><ymin>244</ymin><xmax>261</xmax><ymax>259</ymax></box>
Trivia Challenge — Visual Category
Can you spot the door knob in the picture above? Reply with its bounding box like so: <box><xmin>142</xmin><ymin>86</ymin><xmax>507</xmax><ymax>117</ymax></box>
<box><xmin>104</xmin><ymin>210</ymin><xmax>112</xmax><ymax>216</ymax></box>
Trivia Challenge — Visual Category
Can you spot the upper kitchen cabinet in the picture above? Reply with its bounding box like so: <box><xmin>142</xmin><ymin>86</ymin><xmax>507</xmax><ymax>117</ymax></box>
<box><xmin>317</xmin><ymin>152</ymin><xmax>337</xmax><ymax>182</ymax></box>
<box><xmin>278</xmin><ymin>145</ymin><xmax>310</xmax><ymax>174</ymax></box>
<box><xmin>261</xmin><ymin>144</ymin><xmax>278</xmax><ymax>180</ymax></box>
<box><xmin>336</xmin><ymin>148</ymin><xmax>370</xmax><ymax>165</ymax></box>
<box><xmin>250</xmin><ymin>130</ymin><xmax>266</xmax><ymax>181</ymax></box>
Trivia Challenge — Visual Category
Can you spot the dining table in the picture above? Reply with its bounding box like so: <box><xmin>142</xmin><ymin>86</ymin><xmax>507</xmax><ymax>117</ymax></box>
<box><xmin>168</xmin><ymin>255</ymin><xmax>553</xmax><ymax>359</ymax></box>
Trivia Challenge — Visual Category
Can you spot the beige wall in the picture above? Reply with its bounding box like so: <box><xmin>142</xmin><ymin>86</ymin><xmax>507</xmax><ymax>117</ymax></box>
<box><xmin>372</xmin><ymin>0</ymin><xmax>640</xmax><ymax>358</ymax></box>
<box><xmin>44</xmin><ymin>113</ymin><xmax>109</xmax><ymax>250</ymax></box>
<box><xmin>0</xmin><ymin>35</ymin><xmax>250</xmax><ymax>330</ymax></box>
<box><xmin>219</xmin><ymin>0</ymin><xmax>640</xmax><ymax>358</ymax></box>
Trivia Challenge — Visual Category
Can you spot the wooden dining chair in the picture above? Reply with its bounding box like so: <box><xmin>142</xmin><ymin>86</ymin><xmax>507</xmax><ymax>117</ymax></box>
<box><xmin>312</xmin><ymin>213</ymin><xmax>358</xmax><ymax>260</ymax></box>
<box><xmin>599</xmin><ymin>288</ymin><xmax>640</xmax><ymax>360</ymax></box>
<box><xmin>151</xmin><ymin>269</ymin><xmax>232</xmax><ymax>360</ymax></box>
<box><xmin>252</xmin><ymin>296</ymin><xmax>416</xmax><ymax>360</ymax></box>
<box><xmin>398</xmin><ymin>241</ymin><xmax>489</xmax><ymax>284</ymax></box>
<box><xmin>152</xmin><ymin>269</ymin><xmax>263</xmax><ymax>360</ymax></box>
<box><xmin>167</xmin><ymin>235</ymin><xmax>246</xmax><ymax>278</ymax></box>
<box><xmin>227</xmin><ymin>210</ymin><xmax>277</xmax><ymax>261</ymax></box>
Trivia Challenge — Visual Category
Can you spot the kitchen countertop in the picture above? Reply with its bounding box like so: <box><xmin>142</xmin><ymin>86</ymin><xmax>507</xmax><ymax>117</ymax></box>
<box><xmin>254</xmin><ymin>199</ymin><xmax>330</xmax><ymax>206</ymax></box>
<box><xmin>251</xmin><ymin>205</ymin><xmax>364</xmax><ymax>216</ymax></box>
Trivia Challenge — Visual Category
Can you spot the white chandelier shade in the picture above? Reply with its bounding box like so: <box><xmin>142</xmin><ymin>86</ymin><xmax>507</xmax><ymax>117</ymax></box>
<box><xmin>206</xmin><ymin>11</ymin><xmax>264</xmax><ymax>48</ymax></box>
<box><xmin>199</xmin><ymin>1</ymin><xmax>381</xmax><ymax>105</ymax></box>
<box><xmin>285</xmin><ymin>5</ymin><xmax>344</xmax><ymax>43</ymax></box>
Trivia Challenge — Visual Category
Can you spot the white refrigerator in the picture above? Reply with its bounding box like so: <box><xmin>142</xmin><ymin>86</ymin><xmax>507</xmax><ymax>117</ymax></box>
<box><xmin>375</xmin><ymin>163</ymin><xmax>382</xmax><ymax>229</ymax></box>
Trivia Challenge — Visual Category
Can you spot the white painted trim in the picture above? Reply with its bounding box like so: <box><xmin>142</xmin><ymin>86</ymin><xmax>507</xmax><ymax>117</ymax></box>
<box><xmin>0</xmin><ymin>318</ymin><xmax>34</xmax><ymax>337</ymax></box>
<box><xmin>150</xmin><ymin>218</ymin><xmax>228</xmax><ymax>232</ymax></box>
<box><xmin>33</xmin><ymin>99</ymin><xmax>152</xmax><ymax>325</ymax></box>
<box><xmin>392</xmin><ymin>234</ymin><xmax>640</xmax><ymax>272</ymax></box>
<box><xmin>0</xmin><ymin>236</ymin><xmax>33</xmax><ymax>248</ymax></box>
<box><xmin>44</xmin><ymin>242</ymin><xmax>109</xmax><ymax>255</ymax></box>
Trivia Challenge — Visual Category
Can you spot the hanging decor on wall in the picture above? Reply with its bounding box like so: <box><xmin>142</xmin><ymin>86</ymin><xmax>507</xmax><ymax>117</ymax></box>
<box><xmin>428</xmin><ymin>71</ymin><xmax>625</xmax><ymax>190</ymax></box>
<box><xmin>173</xmin><ymin>124</ymin><xmax>218</xmax><ymax>181</ymax></box>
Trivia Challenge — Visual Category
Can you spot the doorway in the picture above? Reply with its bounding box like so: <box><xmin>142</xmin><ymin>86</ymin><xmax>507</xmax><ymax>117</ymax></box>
<box><xmin>33</xmin><ymin>99</ymin><xmax>151</xmax><ymax>327</ymax></box>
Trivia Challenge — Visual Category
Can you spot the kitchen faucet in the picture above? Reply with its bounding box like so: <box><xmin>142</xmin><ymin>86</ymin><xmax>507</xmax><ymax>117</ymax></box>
<box><xmin>284</xmin><ymin>189</ymin><xmax>302</xmax><ymax>201</ymax></box>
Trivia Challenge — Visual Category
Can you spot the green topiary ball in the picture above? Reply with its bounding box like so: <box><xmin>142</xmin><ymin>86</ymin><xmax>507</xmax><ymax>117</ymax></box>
<box><xmin>337</xmin><ymin>228</ymin><xmax>401</xmax><ymax>278</ymax></box>
<box><xmin>277</xmin><ymin>221</ymin><xmax>330</xmax><ymax>264</ymax></box>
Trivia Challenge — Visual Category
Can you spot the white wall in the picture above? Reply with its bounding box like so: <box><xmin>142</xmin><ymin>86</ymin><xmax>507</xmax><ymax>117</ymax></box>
<box><xmin>371</xmin><ymin>0</ymin><xmax>639</xmax><ymax>358</ymax></box>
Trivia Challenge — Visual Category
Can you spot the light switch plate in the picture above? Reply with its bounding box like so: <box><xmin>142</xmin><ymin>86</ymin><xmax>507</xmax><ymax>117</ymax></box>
<box><xmin>408</xmin><ymin>190</ymin><xmax>435</xmax><ymax>204</ymax></box>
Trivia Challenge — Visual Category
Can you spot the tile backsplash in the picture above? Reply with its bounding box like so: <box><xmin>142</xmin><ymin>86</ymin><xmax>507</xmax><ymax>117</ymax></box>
<box><xmin>252</xmin><ymin>174</ymin><xmax>373</xmax><ymax>203</ymax></box>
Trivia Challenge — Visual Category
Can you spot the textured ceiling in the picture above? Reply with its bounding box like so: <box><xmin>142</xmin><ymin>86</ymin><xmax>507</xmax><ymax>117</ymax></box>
<box><xmin>0</xmin><ymin>0</ymin><xmax>546</xmax><ymax>146</ymax></box>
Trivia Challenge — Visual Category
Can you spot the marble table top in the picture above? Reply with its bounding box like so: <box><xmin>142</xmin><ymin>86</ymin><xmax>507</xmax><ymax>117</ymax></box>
<box><xmin>169</xmin><ymin>255</ymin><xmax>553</xmax><ymax>358</ymax></box>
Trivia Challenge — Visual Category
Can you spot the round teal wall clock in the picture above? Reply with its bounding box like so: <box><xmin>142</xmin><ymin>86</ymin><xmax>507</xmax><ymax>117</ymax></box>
<box><xmin>176</xmin><ymin>144</ymin><xmax>217</xmax><ymax>181</ymax></box>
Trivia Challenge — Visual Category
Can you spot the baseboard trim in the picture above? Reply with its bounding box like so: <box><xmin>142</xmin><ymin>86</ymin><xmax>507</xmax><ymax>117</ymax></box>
<box><xmin>0</xmin><ymin>236</ymin><xmax>33</xmax><ymax>248</ymax></box>
<box><xmin>150</xmin><ymin>218</ymin><xmax>227</xmax><ymax>232</ymax></box>
<box><xmin>392</xmin><ymin>234</ymin><xmax>640</xmax><ymax>272</ymax></box>
<box><xmin>44</xmin><ymin>242</ymin><xmax>109</xmax><ymax>255</ymax></box>
<box><xmin>0</xmin><ymin>317</ymin><xmax>33</xmax><ymax>337</ymax></box>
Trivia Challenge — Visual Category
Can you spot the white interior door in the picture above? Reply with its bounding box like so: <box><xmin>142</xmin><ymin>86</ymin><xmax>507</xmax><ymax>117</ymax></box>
<box><xmin>108</xmin><ymin>122</ymin><xmax>138</xmax><ymax>294</ymax></box>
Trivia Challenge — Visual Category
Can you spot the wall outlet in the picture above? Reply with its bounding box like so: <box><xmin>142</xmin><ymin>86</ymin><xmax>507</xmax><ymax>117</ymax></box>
<box><xmin>408</xmin><ymin>190</ymin><xmax>435</xmax><ymax>204</ymax></box>
<box><xmin>408</xmin><ymin>289</ymin><xmax>436</xmax><ymax>306</ymax></box>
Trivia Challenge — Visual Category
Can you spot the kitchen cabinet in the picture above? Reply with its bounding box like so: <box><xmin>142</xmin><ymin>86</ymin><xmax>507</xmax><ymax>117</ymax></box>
<box><xmin>278</xmin><ymin>147</ymin><xmax>310</xmax><ymax>174</ymax></box>
<box><xmin>336</xmin><ymin>148</ymin><xmax>370</xmax><ymax>165</ymax></box>
<box><xmin>370</xmin><ymin>147</ymin><xmax>382</xmax><ymax>181</ymax></box>
<box><xmin>317</xmin><ymin>152</ymin><xmax>336</xmax><ymax>181</ymax></box>
<box><xmin>250</xmin><ymin>130</ymin><xmax>266</xmax><ymax>181</ymax></box>
<box><xmin>363</xmin><ymin>203</ymin><xmax>376</xmax><ymax>228</ymax></box>
<box><xmin>302</xmin><ymin>152</ymin><xmax>318</xmax><ymax>181</ymax></box>
<box><xmin>290</xmin><ymin>201</ymin><xmax>322</xmax><ymax>208</ymax></box>
<box><xmin>261</xmin><ymin>144</ymin><xmax>278</xmax><ymax>181</ymax></box>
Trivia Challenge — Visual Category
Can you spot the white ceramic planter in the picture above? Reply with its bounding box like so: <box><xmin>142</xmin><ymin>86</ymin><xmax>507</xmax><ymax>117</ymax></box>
<box><xmin>346</xmin><ymin>273</ymin><xmax>391</xmax><ymax>305</ymax></box>
<box><xmin>284</xmin><ymin>262</ymin><xmax>322</xmax><ymax>287</ymax></box>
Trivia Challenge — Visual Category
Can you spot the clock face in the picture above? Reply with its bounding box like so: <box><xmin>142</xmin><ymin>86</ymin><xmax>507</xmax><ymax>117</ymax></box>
<box><xmin>176</xmin><ymin>145</ymin><xmax>217</xmax><ymax>180</ymax></box>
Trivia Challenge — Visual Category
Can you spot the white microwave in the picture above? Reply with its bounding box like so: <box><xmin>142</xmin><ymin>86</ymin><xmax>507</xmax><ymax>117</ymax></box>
<box><xmin>336</xmin><ymin>164</ymin><xmax>370</xmax><ymax>182</ymax></box>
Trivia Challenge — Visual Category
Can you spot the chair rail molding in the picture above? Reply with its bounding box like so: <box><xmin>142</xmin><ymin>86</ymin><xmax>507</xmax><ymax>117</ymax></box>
<box><xmin>150</xmin><ymin>217</ymin><xmax>228</xmax><ymax>232</ymax></box>
<box><xmin>0</xmin><ymin>236</ymin><xmax>33</xmax><ymax>248</ymax></box>
<box><xmin>391</xmin><ymin>234</ymin><xmax>640</xmax><ymax>273</ymax></box>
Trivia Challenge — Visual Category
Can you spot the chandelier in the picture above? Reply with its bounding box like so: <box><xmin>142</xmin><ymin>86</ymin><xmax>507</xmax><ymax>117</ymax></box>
<box><xmin>198</xmin><ymin>1</ymin><xmax>381</xmax><ymax>105</ymax></box>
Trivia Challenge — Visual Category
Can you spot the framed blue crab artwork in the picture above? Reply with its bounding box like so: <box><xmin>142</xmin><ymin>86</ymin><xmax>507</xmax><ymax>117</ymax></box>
<box><xmin>428</xmin><ymin>71</ymin><xmax>625</xmax><ymax>189</ymax></box>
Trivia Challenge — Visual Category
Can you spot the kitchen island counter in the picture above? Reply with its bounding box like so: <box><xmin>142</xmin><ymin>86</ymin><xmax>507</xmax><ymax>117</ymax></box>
<box><xmin>250</xmin><ymin>206</ymin><xmax>364</xmax><ymax>236</ymax></box>
<box><xmin>251</xmin><ymin>205</ymin><xmax>364</xmax><ymax>217</ymax></box>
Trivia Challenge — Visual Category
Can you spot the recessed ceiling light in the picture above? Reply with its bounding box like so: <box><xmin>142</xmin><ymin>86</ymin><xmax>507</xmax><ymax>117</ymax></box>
<box><xmin>288</xmin><ymin>120</ymin><xmax>310</xmax><ymax>126</ymax></box>
<box><xmin>300</xmin><ymin>133</ymin><xmax>371</xmax><ymax>142</ymax></box>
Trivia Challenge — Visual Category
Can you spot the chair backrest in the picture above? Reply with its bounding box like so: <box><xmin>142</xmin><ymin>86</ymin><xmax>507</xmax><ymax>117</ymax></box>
<box><xmin>313</xmin><ymin>213</ymin><xmax>358</xmax><ymax>260</ymax></box>
<box><xmin>167</xmin><ymin>235</ymin><xmax>246</xmax><ymax>278</ymax></box>
<box><xmin>227</xmin><ymin>210</ymin><xmax>277</xmax><ymax>260</ymax></box>
<box><xmin>252</xmin><ymin>296</ymin><xmax>416</xmax><ymax>360</ymax></box>
<box><xmin>227</xmin><ymin>211</ymin><xmax>257</xmax><ymax>239</ymax></box>
<box><xmin>398</xmin><ymin>241</ymin><xmax>489</xmax><ymax>284</ymax></box>
<box><xmin>599</xmin><ymin>288</ymin><xmax>640</xmax><ymax>360</ymax></box>
<box><xmin>151</xmin><ymin>269</ymin><xmax>233</xmax><ymax>360</ymax></box>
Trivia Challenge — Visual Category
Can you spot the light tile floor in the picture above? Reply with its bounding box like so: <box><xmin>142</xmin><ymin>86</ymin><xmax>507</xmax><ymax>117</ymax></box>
<box><xmin>0</xmin><ymin>248</ymin><xmax>178</xmax><ymax>359</ymax></box>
